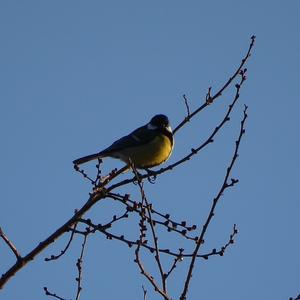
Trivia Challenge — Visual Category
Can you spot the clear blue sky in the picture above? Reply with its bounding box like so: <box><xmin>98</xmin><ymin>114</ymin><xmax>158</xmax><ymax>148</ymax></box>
<box><xmin>1</xmin><ymin>1</ymin><xmax>299</xmax><ymax>299</ymax></box>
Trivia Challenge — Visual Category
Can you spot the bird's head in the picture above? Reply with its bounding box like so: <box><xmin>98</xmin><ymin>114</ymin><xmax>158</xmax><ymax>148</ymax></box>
<box><xmin>148</xmin><ymin>114</ymin><xmax>172</xmax><ymax>133</ymax></box>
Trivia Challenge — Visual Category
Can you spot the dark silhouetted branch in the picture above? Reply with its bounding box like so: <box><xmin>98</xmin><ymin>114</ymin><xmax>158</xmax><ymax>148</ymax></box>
<box><xmin>0</xmin><ymin>227</ymin><xmax>21</xmax><ymax>261</ymax></box>
<box><xmin>180</xmin><ymin>105</ymin><xmax>248</xmax><ymax>300</ymax></box>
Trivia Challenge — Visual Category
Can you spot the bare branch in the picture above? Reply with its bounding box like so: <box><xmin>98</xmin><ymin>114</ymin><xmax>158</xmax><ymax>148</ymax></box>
<box><xmin>135</xmin><ymin>243</ymin><xmax>170</xmax><ymax>300</ymax></box>
<box><xmin>43</xmin><ymin>287</ymin><xmax>70</xmax><ymax>300</ymax></box>
<box><xmin>107</xmin><ymin>192</ymin><xmax>197</xmax><ymax>241</ymax></box>
<box><xmin>0</xmin><ymin>227</ymin><xmax>21</xmax><ymax>261</ymax></box>
<box><xmin>75</xmin><ymin>230</ymin><xmax>89</xmax><ymax>300</ymax></box>
<box><xmin>131</xmin><ymin>163</ymin><xmax>169</xmax><ymax>297</ymax></box>
<box><xmin>289</xmin><ymin>294</ymin><xmax>300</xmax><ymax>300</ymax></box>
<box><xmin>134</xmin><ymin>199</ymin><xmax>169</xmax><ymax>299</ymax></box>
<box><xmin>165</xmin><ymin>252</ymin><xmax>183</xmax><ymax>280</ymax></box>
<box><xmin>180</xmin><ymin>105</ymin><xmax>248</xmax><ymax>300</ymax></box>
<box><xmin>0</xmin><ymin>189</ymin><xmax>107</xmax><ymax>289</ymax></box>
<box><xmin>45</xmin><ymin>222</ymin><xmax>78</xmax><ymax>262</ymax></box>
<box><xmin>78</xmin><ymin>217</ymin><xmax>234</xmax><ymax>259</ymax></box>
<box><xmin>142</xmin><ymin>285</ymin><xmax>147</xmax><ymax>300</ymax></box>
<box><xmin>182</xmin><ymin>94</ymin><xmax>191</xmax><ymax>119</ymax></box>
<box><xmin>173</xmin><ymin>35</ymin><xmax>255</xmax><ymax>134</ymax></box>
<box><xmin>201</xmin><ymin>224</ymin><xmax>238</xmax><ymax>259</ymax></box>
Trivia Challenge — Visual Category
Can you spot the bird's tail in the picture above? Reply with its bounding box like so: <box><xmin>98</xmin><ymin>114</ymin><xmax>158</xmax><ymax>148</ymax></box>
<box><xmin>73</xmin><ymin>152</ymin><xmax>104</xmax><ymax>165</ymax></box>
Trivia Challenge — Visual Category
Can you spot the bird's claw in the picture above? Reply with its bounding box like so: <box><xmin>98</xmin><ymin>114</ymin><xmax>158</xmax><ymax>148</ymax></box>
<box><xmin>133</xmin><ymin>170</ymin><xmax>143</xmax><ymax>185</ymax></box>
<box><xmin>145</xmin><ymin>169</ymin><xmax>157</xmax><ymax>184</ymax></box>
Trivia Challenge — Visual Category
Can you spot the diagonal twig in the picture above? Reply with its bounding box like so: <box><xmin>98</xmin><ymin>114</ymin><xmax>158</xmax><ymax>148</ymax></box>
<box><xmin>0</xmin><ymin>227</ymin><xmax>21</xmax><ymax>261</ymax></box>
<box><xmin>43</xmin><ymin>287</ymin><xmax>70</xmax><ymax>300</ymax></box>
<box><xmin>45</xmin><ymin>222</ymin><xmax>78</xmax><ymax>262</ymax></box>
<box><xmin>173</xmin><ymin>35</ymin><xmax>255</xmax><ymax>134</ymax></box>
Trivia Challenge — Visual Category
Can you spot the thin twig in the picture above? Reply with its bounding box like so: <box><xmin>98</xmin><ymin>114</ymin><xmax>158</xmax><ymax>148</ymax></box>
<box><xmin>180</xmin><ymin>105</ymin><xmax>248</xmax><ymax>300</ymax></box>
<box><xmin>78</xmin><ymin>218</ymin><xmax>235</xmax><ymax>259</ymax></box>
<box><xmin>202</xmin><ymin>224</ymin><xmax>238</xmax><ymax>259</ymax></box>
<box><xmin>94</xmin><ymin>158</ymin><xmax>103</xmax><ymax>187</ymax></box>
<box><xmin>182</xmin><ymin>94</ymin><xmax>191</xmax><ymax>118</ymax></box>
<box><xmin>135</xmin><ymin>243</ymin><xmax>170</xmax><ymax>300</ymax></box>
<box><xmin>75</xmin><ymin>230</ymin><xmax>89</xmax><ymax>300</ymax></box>
<box><xmin>165</xmin><ymin>254</ymin><xmax>183</xmax><ymax>280</ymax></box>
<box><xmin>73</xmin><ymin>165</ymin><xmax>95</xmax><ymax>185</ymax></box>
<box><xmin>0</xmin><ymin>188</ymin><xmax>107</xmax><ymax>289</ymax></box>
<box><xmin>0</xmin><ymin>227</ymin><xmax>21</xmax><ymax>261</ymax></box>
<box><xmin>107</xmin><ymin>193</ymin><xmax>197</xmax><ymax>240</ymax></box>
<box><xmin>135</xmin><ymin>204</ymin><xmax>166</xmax><ymax>298</ymax></box>
<box><xmin>289</xmin><ymin>294</ymin><xmax>300</xmax><ymax>300</ymax></box>
<box><xmin>78</xmin><ymin>208</ymin><xmax>129</xmax><ymax>231</ymax></box>
<box><xmin>131</xmin><ymin>164</ymin><xmax>168</xmax><ymax>295</ymax></box>
<box><xmin>45</xmin><ymin>222</ymin><xmax>78</xmax><ymax>261</ymax></box>
<box><xmin>43</xmin><ymin>287</ymin><xmax>70</xmax><ymax>300</ymax></box>
<box><xmin>173</xmin><ymin>35</ymin><xmax>255</xmax><ymax>134</ymax></box>
<box><xmin>142</xmin><ymin>285</ymin><xmax>147</xmax><ymax>300</ymax></box>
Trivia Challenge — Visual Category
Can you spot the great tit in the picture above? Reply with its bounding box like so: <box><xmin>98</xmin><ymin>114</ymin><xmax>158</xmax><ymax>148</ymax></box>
<box><xmin>73</xmin><ymin>114</ymin><xmax>174</xmax><ymax>169</ymax></box>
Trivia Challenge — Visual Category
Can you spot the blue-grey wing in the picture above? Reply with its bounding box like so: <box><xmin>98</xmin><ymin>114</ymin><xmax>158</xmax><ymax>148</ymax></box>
<box><xmin>100</xmin><ymin>125</ymin><xmax>157</xmax><ymax>155</ymax></box>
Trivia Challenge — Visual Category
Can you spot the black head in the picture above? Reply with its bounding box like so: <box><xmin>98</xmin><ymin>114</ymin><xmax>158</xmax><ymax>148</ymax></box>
<box><xmin>149</xmin><ymin>114</ymin><xmax>170</xmax><ymax>129</ymax></box>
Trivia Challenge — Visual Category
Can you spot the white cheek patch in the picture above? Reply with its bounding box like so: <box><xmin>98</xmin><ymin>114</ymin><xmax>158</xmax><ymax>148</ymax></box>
<box><xmin>166</xmin><ymin>125</ymin><xmax>172</xmax><ymax>133</ymax></box>
<box><xmin>147</xmin><ymin>123</ymin><xmax>158</xmax><ymax>130</ymax></box>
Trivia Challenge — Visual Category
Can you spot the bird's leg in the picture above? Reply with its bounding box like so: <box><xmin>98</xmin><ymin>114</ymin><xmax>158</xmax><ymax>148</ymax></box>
<box><xmin>132</xmin><ymin>168</ymin><xmax>144</xmax><ymax>185</ymax></box>
<box><xmin>145</xmin><ymin>168</ymin><xmax>157</xmax><ymax>184</ymax></box>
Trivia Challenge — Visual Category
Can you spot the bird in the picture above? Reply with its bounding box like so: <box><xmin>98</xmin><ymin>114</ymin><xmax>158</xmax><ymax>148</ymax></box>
<box><xmin>73</xmin><ymin>114</ymin><xmax>174</xmax><ymax>169</ymax></box>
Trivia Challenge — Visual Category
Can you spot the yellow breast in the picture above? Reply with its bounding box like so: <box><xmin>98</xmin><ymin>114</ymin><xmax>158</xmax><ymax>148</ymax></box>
<box><xmin>118</xmin><ymin>134</ymin><xmax>173</xmax><ymax>168</ymax></box>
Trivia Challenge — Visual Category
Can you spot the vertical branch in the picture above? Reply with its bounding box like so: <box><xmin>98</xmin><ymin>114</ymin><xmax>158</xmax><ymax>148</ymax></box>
<box><xmin>133</xmin><ymin>167</ymin><xmax>167</xmax><ymax>292</ymax></box>
<box><xmin>180</xmin><ymin>105</ymin><xmax>248</xmax><ymax>300</ymax></box>
<box><xmin>144</xmin><ymin>199</ymin><xmax>166</xmax><ymax>292</ymax></box>
<box><xmin>182</xmin><ymin>94</ymin><xmax>191</xmax><ymax>119</ymax></box>
<box><xmin>131</xmin><ymin>164</ymin><xmax>171</xmax><ymax>300</ymax></box>
<box><xmin>134</xmin><ymin>204</ymin><xmax>169</xmax><ymax>300</ymax></box>
<box><xmin>75</xmin><ymin>230</ymin><xmax>89</xmax><ymax>300</ymax></box>
<box><xmin>142</xmin><ymin>285</ymin><xmax>147</xmax><ymax>300</ymax></box>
